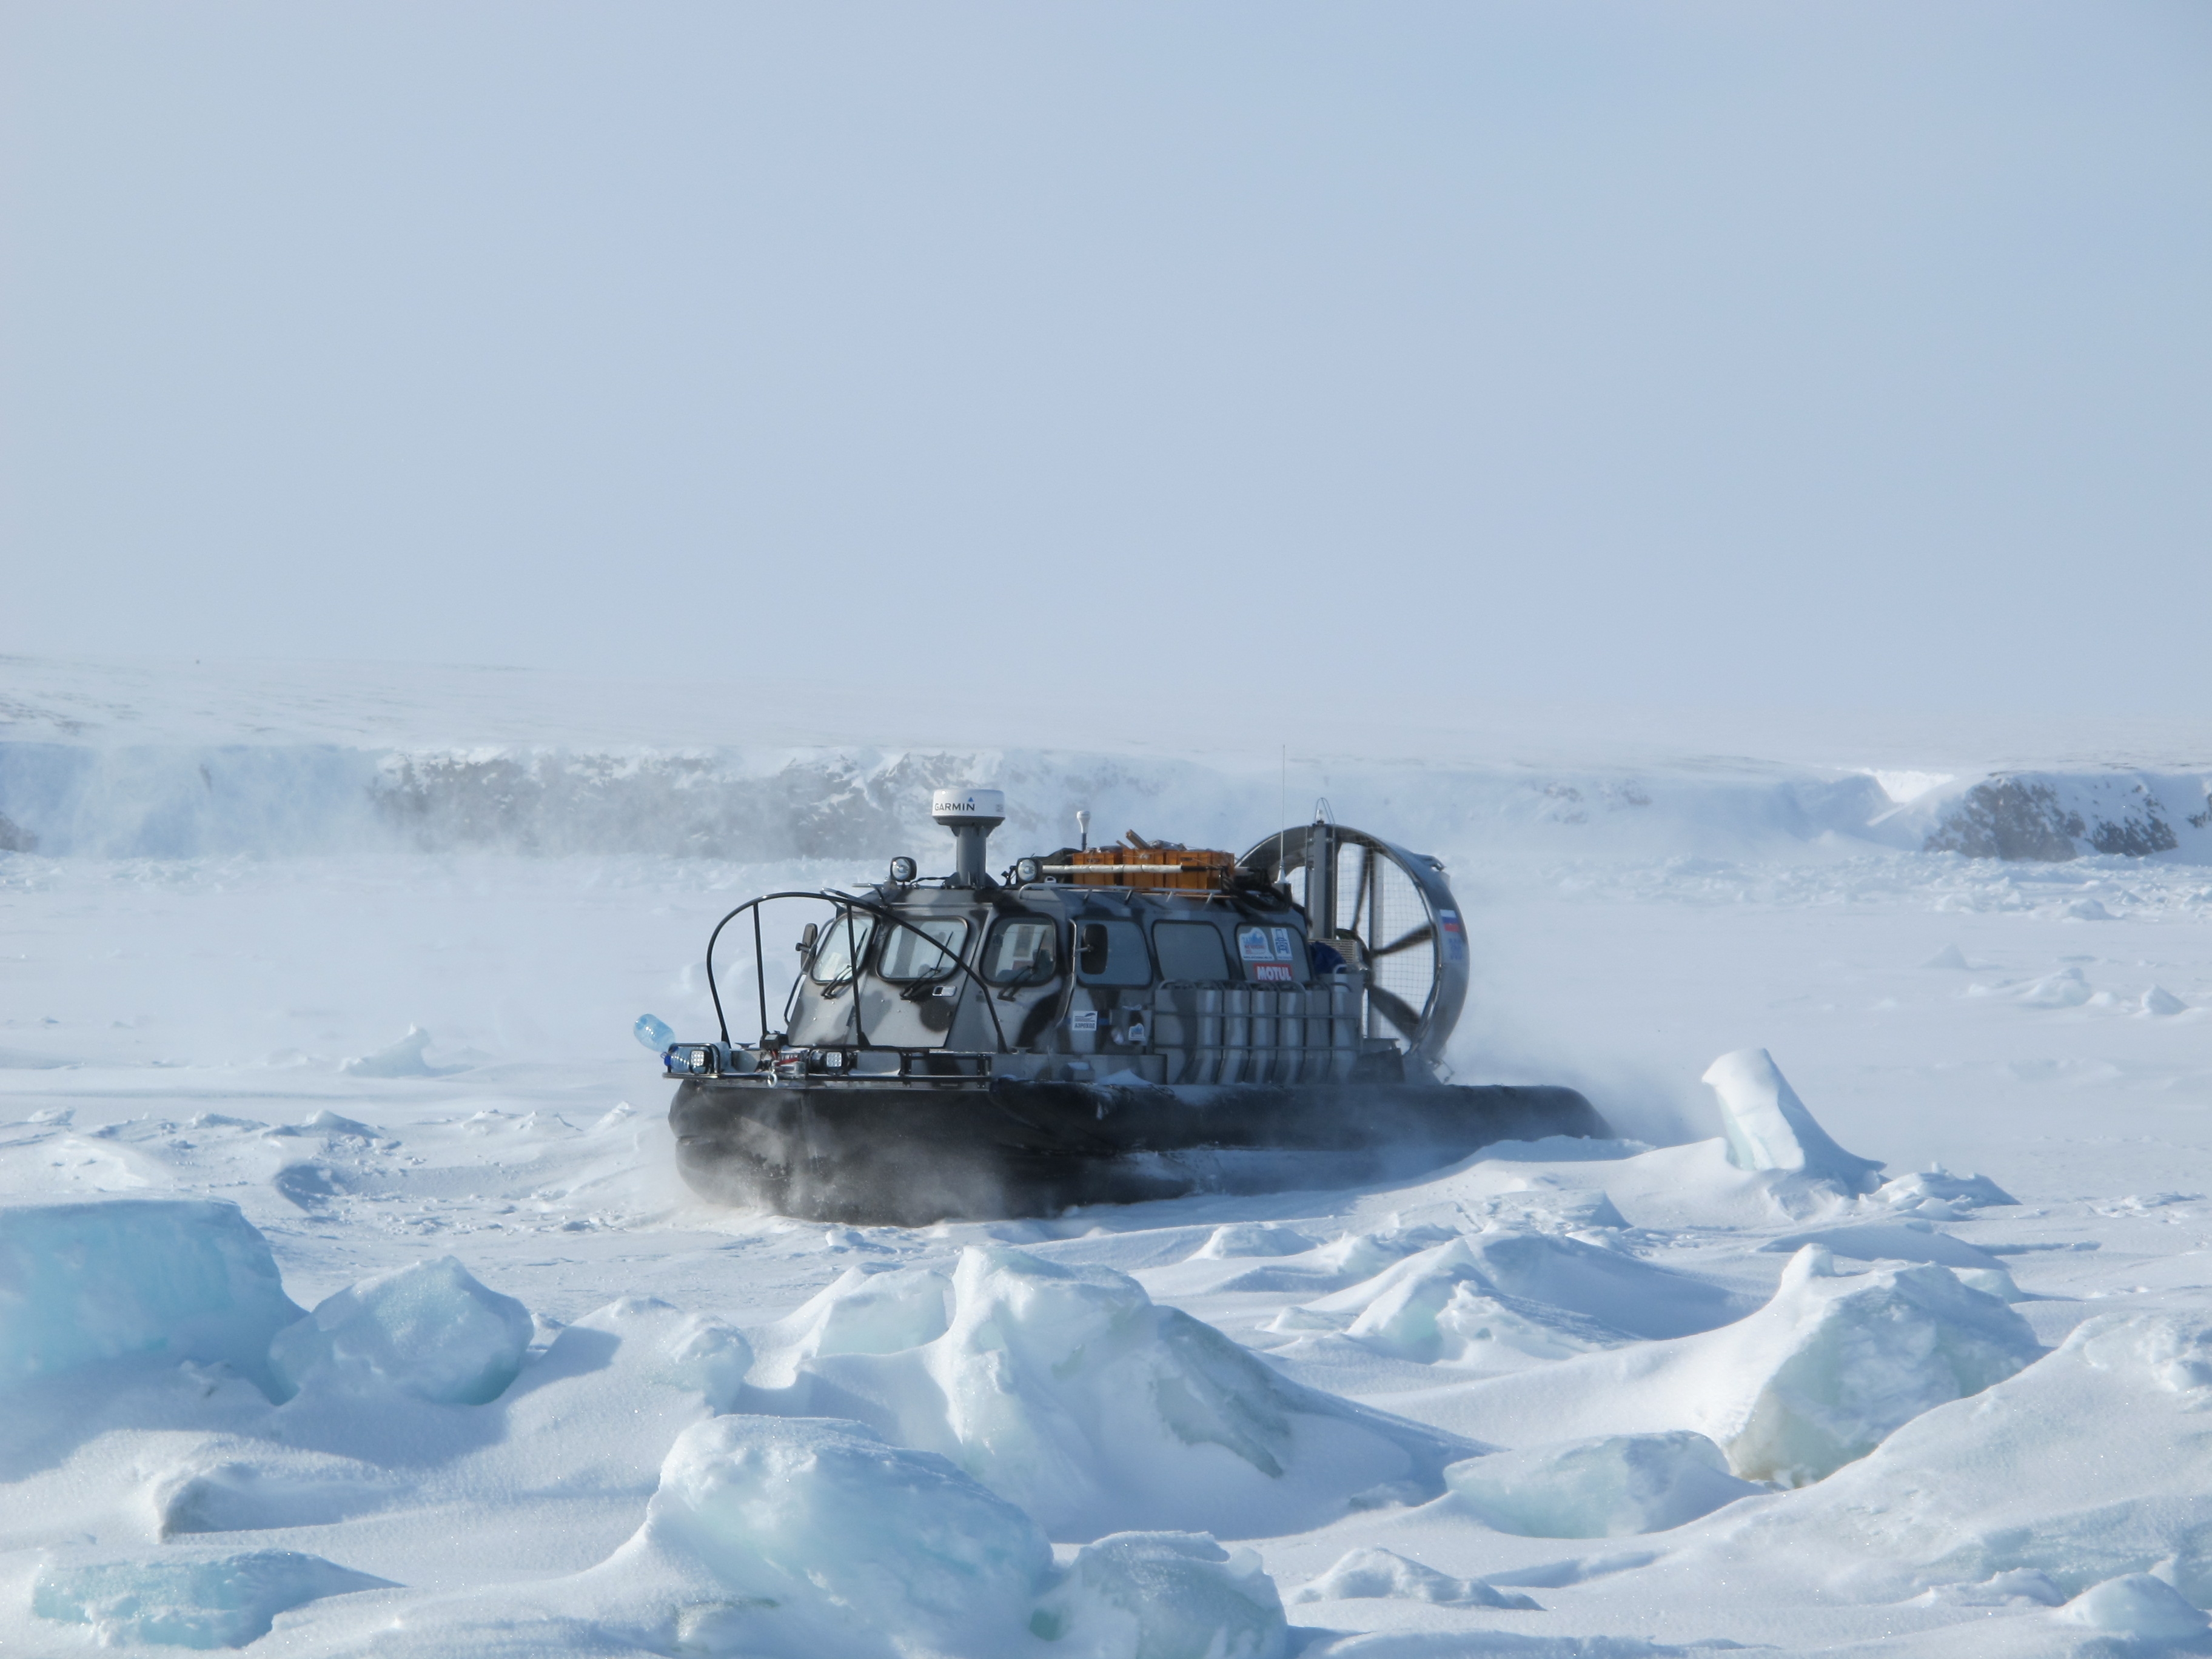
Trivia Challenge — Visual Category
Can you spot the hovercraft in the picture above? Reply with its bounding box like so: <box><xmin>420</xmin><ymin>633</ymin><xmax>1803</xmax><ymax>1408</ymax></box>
<box><xmin>662</xmin><ymin>789</ymin><xmax>1605</xmax><ymax>1224</ymax></box>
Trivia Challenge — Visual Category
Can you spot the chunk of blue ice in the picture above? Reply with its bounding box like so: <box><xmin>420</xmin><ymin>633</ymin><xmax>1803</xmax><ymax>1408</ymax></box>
<box><xmin>0</xmin><ymin>1199</ymin><xmax>304</xmax><ymax>1395</ymax></box>
<box><xmin>1447</xmin><ymin>1432</ymin><xmax>1761</xmax><ymax>1538</ymax></box>
<box><xmin>269</xmin><ymin>1256</ymin><xmax>532</xmax><ymax>1406</ymax></box>
<box><xmin>33</xmin><ymin>1549</ymin><xmax>392</xmax><ymax>1648</ymax></box>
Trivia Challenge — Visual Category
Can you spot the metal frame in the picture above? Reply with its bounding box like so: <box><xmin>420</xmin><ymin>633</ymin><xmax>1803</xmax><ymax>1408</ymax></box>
<box><xmin>703</xmin><ymin>891</ymin><xmax>1011</xmax><ymax>1054</ymax></box>
<box><xmin>1236</xmin><ymin>824</ymin><xmax>1469</xmax><ymax>1073</ymax></box>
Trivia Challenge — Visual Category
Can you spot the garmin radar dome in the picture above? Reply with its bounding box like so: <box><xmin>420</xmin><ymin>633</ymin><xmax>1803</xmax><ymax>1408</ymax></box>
<box><xmin>931</xmin><ymin>787</ymin><xmax>1004</xmax><ymax>888</ymax></box>
<box><xmin>659</xmin><ymin>796</ymin><xmax>1604</xmax><ymax>1224</ymax></box>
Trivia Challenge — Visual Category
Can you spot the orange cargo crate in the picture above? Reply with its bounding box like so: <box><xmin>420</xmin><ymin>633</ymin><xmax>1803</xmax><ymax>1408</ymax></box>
<box><xmin>1066</xmin><ymin>848</ymin><xmax>1127</xmax><ymax>886</ymax></box>
<box><xmin>1056</xmin><ymin>843</ymin><xmax>1234</xmax><ymax>888</ymax></box>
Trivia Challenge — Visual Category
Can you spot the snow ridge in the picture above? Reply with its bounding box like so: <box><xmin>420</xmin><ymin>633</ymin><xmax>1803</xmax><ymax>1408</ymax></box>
<box><xmin>4</xmin><ymin>739</ymin><xmax>2211</xmax><ymax>865</ymax></box>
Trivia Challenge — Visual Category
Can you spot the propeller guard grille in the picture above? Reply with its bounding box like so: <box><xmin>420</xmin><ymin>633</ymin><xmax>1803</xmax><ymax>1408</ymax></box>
<box><xmin>1238</xmin><ymin>824</ymin><xmax>1469</xmax><ymax>1078</ymax></box>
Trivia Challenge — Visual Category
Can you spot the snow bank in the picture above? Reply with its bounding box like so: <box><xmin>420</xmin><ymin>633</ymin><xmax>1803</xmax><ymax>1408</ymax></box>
<box><xmin>1873</xmin><ymin>1168</ymin><xmax>2017</xmax><ymax>1216</ymax></box>
<box><xmin>150</xmin><ymin>1293</ymin><xmax>756</xmax><ymax>1544</ymax></box>
<box><xmin>338</xmin><ymin>1026</ymin><xmax>449</xmax><ymax>1078</ymax></box>
<box><xmin>756</xmin><ymin>1245</ymin><xmax>1469</xmax><ymax>1538</ymax></box>
<box><xmin>1439</xmin><ymin>1247</ymin><xmax>2040</xmax><ymax>1486</ymax></box>
<box><xmin>1701</xmin><ymin>1050</ymin><xmax>1882</xmax><ymax>1196</ymax></box>
<box><xmin>622</xmin><ymin>1416</ymin><xmax>1289</xmax><ymax>1659</ymax></box>
<box><xmin>1268</xmin><ymin>1230</ymin><xmax>1747</xmax><ymax>1366</ymax></box>
<box><xmin>1208</xmin><ymin>1223</ymin><xmax>1463</xmax><ymax>1296</ymax></box>
<box><xmin>1681</xmin><ymin>1311</ymin><xmax>2212</xmax><ymax>1606</ymax></box>
<box><xmin>0</xmin><ymin>1200</ymin><xmax>303</xmax><ymax>1393</ymax></box>
<box><xmin>1671</xmin><ymin>1248</ymin><xmax>2040</xmax><ymax>1483</ymax></box>
<box><xmin>268</xmin><ymin>1256</ymin><xmax>532</xmax><ymax>1405</ymax></box>
<box><xmin>1195</xmin><ymin>1222</ymin><xmax>1315</xmax><ymax>1259</ymax></box>
<box><xmin>2056</xmin><ymin>1574</ymin><xmax>2210</xmax><ymax>1637</ymax></box>
<box><xmin>1291</xmin><ymin>1547</ymin><xmax>1538</xmax><ymax>1609</ymax></box>
<box><xmin>1268</xmin><ymin>1241</ymin><xmax>1617</xmax><ymax>1363</ymax></box>
<box><xmin>1450</xmin><ymin>1232</ymin><xmax>1746</xmax><ymax>1339</ymax></box>
<box><xmin>32</xmin><ymin>1549</ymin><xmax>392</xmax><ymax>1648</ymax></box>
<box><xmin>150</xmin><ymin>1447</ymin><xmax>394</xmax><ymax>1538</ymax></box>
<box><xmin>1446</xmin><ymin>1432</ymin><xmax>1759</xmax><ymax>1538</ymax></box>
<box><xmin>2013</xmin><ymin>967</ymin><xmax>2093</xmax><ymax>1009</ymax></box>
<box><xmin>1756</xmin><ymin>1222</ymin><xmax>2003</xmax><ymax>1272</ymax></box>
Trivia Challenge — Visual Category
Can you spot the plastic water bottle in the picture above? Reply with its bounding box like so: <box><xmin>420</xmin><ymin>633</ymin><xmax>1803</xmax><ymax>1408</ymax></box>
<box><xmin>633</xmin><ymin>1014</ymin><xmax>674</xmax><ymax>1052</ymax></box>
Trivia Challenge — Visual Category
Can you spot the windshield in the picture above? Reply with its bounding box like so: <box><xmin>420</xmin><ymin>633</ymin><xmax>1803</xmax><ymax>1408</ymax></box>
<box><xmin>808</xmin><ymin>914</ymin><xmax>876</xmax><ymax>984</ymax></box>
<box><xmin>982</xmin><ymin>917</ymin><xmax>1059</xmax><ymax>984</ymax></box>
<box><xmin>877</xmin><ymin>917</ymin><xmax>970</xmax><ymax>982</ymax></box>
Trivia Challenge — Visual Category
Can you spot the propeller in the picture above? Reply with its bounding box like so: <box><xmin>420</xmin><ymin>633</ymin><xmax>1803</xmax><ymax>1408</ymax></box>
<box><xmin>1367</xmin><ymin>984</ymin><xmax>1425</xmax><ymax>1041</ymax></box>
<box><xmin>1370</xmin><ymin>922</ymin><xmax>1434</xmax><ymax>959</ymax></box>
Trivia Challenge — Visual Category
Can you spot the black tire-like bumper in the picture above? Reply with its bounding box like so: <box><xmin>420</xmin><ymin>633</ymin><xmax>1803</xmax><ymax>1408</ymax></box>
<box><xmin>669</xmin><ymin>1077</ymin><xmax>1607</xmax><ymax>1225</ymax></box>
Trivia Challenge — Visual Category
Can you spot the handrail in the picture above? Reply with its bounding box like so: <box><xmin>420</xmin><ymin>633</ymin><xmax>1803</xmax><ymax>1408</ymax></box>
<box><xmin>703</xmin><ymin>890</ymin><xmax>1011</xmax><ymax>1054</ymax></box>
<box><xmin>1039</xmin><ymin>871</ymin><xmax>1212</xmax><ymax>885</ymax></box>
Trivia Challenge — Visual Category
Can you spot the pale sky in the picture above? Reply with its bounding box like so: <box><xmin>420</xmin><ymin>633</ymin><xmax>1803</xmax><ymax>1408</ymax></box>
<box><xmin>4</xmin><ymin>2</ymin><xmax>2207</xmax><ymax>728</ymax></box>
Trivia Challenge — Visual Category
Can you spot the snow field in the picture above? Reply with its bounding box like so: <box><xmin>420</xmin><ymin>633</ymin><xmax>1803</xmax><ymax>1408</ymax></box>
<box><xmin>0</xmin><ymin>1041</ymin><xmax>2159</xmax><ymax>1656</ymax></box>
<box><xmin>8</xmin><ymin>689</ymin><xmax>2212</xmax><ymax>1655</ymax></box>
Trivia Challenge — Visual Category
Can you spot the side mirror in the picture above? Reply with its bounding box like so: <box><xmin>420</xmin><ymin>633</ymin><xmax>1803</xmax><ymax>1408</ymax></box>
<box><xmin>799</xmin><ymin>922</ymin><xmax>819</xmax><ymax>957</ymax></box>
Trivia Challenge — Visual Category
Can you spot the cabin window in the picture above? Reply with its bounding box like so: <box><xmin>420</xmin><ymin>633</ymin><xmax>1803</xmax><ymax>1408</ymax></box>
<box><xmin>1076</xmin><ymin>919</ymin><xmax>1151</xmax><ymax>985</ymax></box>
<box><xmin>1153</xmin><ymin>921</ymin><xmax>1232</xmax><ymax>982</ymax></box>
<box><xmin>982</xmin><ymin>917</ymin><xmax>1060</xmax><ymax>984</ymax></box>
<box><xmin>877</xmin><ymin>917</ymin><xmax>970</xmax><ymax>982</ymax></box>
<box><xmin>808</xmin><ymin>914</ymin><xmax>876</xmax><ymax>984</ymax></box>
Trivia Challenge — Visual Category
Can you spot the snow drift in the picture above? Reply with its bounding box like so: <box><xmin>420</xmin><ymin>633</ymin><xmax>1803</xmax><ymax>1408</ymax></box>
<box><xmin>1265</xmin><ymin>1230</ymin><xmax>1748</xmax><ymax>1367</ymax></box>
<box><xmin>1614</xmin><ymin>1246</ymin><xmax>2039</xmax><ymax>1484</ymax></box>
<box><xmin>1290</xmin><ymin>1547</ymin><xmax>1538</xmax><ymax>1609</ymax></box>
<box><xmin>748</xmin><ymin>1245</ymin><xmax>1471</xmax><ymax>1538</ymax></box>
<box><xmin>1436</xmin><ymin>1245</ymin><xmax>2041</xmax><ymax>1485</ymax></box>
<box><xmin>1677</xmin><ymin>1311</ymin><xmax>2212</xmax><ymax>1610</ymax></box>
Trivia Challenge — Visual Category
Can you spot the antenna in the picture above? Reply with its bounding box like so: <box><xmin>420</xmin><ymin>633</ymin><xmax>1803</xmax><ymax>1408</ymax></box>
<box><xmin>1278</xmin><ymin>745</ymin><xmax>1287</xmax><ymax>895</ymax></box>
